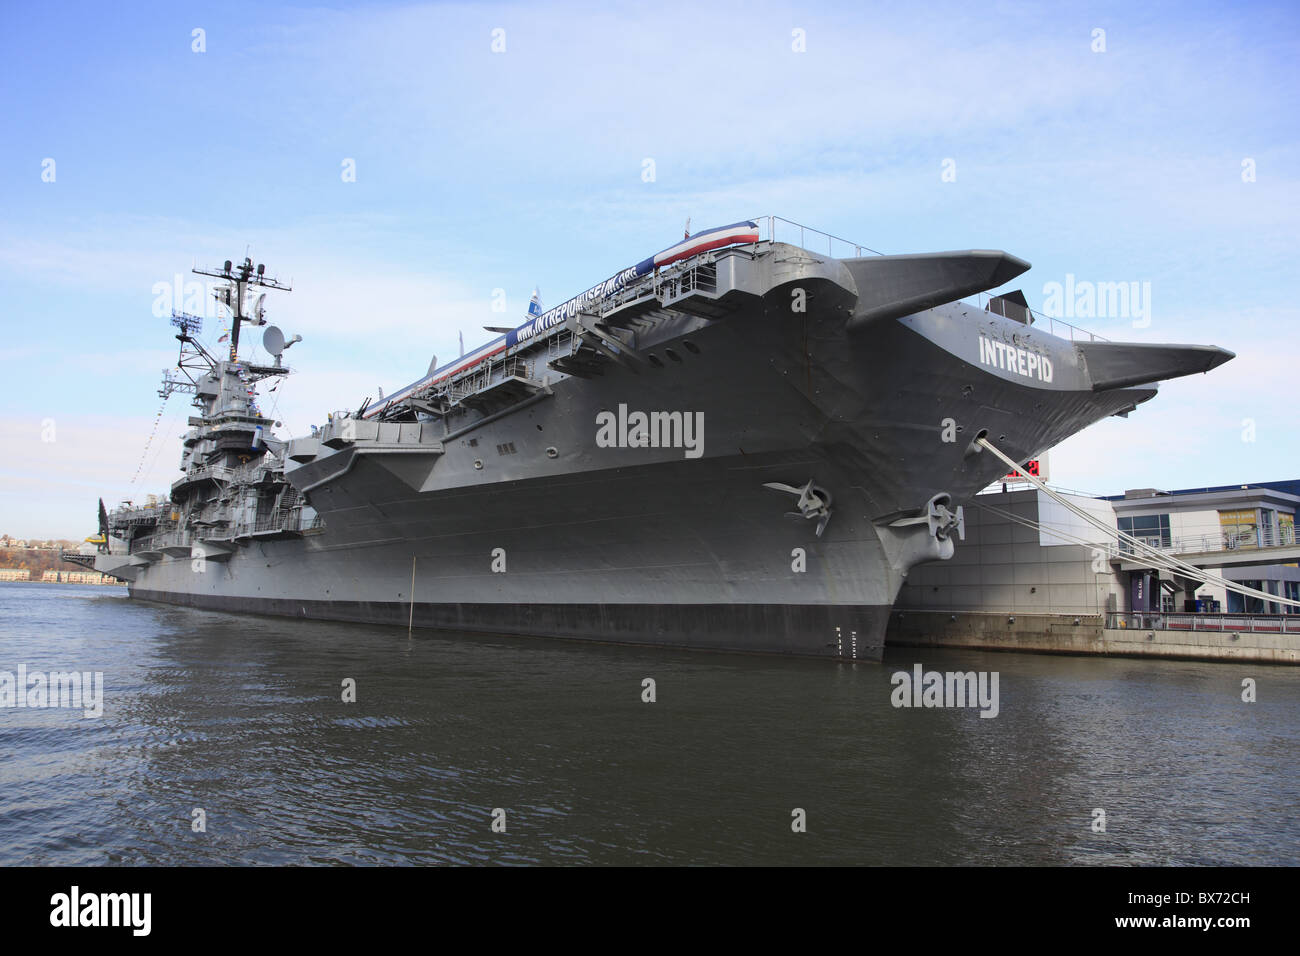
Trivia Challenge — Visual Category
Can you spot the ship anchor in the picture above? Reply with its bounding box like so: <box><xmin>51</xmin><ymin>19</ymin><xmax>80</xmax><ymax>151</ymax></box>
<box><xmin>763</xmin><ymin>479</ymin><xmax>833</xmax><ymax>537</ymax></box>
<box><xmin>888</xmin><ymin>493</ymin><xmax>966</xmax><ymax>542</ymax></box>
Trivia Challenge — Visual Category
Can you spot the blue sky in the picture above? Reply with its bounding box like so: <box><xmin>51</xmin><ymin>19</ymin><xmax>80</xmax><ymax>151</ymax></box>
<box><xmin>1</xmin><ymin>0</ymin><xmax>1297</xmax><ymax>537</ymax></box>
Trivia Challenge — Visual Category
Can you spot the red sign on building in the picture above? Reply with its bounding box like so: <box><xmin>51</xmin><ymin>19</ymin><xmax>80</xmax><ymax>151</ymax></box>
<box><xmin>1004</xmin><ymin>459</ymin><xmax>1042</xmax><ymax>481</ymax></box>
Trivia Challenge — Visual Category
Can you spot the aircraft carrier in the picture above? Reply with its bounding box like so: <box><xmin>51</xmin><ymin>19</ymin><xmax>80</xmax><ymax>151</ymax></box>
<box><xmin>70</xmin><ymin>218</ymin><xmax>1233</xmax><ymax>661</ymax></box>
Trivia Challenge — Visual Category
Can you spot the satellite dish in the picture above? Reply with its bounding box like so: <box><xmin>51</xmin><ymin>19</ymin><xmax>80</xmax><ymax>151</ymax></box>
<box><xmin>263</xmin><ymin>325</ymin><xmax>286</xmax><ymax>356</ymax></box>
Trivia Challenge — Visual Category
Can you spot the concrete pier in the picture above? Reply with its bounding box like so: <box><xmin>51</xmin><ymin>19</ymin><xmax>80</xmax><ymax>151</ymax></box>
<box><xmin>886</xmin><ymin>610</ymin><xmax>1300</xmax><ymax>664</ymax></box>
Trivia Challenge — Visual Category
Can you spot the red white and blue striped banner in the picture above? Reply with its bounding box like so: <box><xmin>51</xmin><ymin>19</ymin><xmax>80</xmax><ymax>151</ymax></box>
<box><xmin>646</xmin><ymin>221</ymin><xmax>760</xmax><ymax>271</ymax></box>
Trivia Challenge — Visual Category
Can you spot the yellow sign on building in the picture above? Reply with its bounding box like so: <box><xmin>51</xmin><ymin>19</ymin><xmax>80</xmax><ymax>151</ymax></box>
<box><xmin>1219</xmin><ymin>509</ymin><xmax>1258</xmax><ymax>550</ymax></box>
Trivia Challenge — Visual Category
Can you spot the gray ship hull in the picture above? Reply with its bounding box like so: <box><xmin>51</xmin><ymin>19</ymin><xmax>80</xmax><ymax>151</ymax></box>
<box><xmin>129</xmin><ymin>445</ymin><xmax>913</xmax><ymax>659</ymax></box>
<box><xmin>99</xmin><ymin>235</ymin><xmax>1231</xmax><ymax>661</ymax></box>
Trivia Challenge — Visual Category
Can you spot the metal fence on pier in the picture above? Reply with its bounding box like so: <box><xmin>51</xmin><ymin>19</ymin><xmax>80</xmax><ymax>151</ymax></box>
<box><xmin>1107</xmin><ymin>611</ymin><xmax>1300</xmax><ymax>634</ymax></box>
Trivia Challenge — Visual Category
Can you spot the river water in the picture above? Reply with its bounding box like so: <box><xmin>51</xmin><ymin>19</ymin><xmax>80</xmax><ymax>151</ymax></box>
<box><xmin>1</xmin><ymin>582</ymin><xmax>1296</xmax><ymax>865</ymax></box>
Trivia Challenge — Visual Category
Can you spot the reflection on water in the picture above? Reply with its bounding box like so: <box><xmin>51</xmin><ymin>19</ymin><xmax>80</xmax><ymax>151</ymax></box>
<box><xmin>1</xmin><ymin>583</ymin><xmax>1297</xmax><ymax>865</ymax></box>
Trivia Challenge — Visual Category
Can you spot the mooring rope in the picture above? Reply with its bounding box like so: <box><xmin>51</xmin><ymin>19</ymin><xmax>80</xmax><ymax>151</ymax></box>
<box><xmin>976</xmin><ymin>436</ymin><xmax>1300</xmax><ymax>610</ymax></box>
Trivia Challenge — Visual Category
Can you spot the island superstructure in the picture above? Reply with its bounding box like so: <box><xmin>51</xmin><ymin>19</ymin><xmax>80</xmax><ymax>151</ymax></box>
<box><xmin>71</xmin><ymin>219</ymin><xmax>1233</xmax><ymax>660</ymax></box>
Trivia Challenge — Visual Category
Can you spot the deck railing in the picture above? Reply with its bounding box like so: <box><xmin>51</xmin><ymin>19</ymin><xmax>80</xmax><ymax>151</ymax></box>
<box><xmin>751</xmin><ymin>215</ymin><xmax>885</xmax><ymax>258</ymax></box>
<box><xmin>1116</xmin><ymin>526</ymin><xmax>1298</xmax><ymax>556</ymax></box>
<box><xmin>1108</xmin><ymin>611</ymin><xmax>1300</xmax><ymax>633</ymax></box>
<box><xmin>973</xmin><ymin>292</ymin><xmax>1110</xmax><ymax>343</ymax></box>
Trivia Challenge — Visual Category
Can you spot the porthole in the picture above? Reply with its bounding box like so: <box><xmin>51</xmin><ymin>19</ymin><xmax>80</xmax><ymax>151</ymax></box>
<box><xmin>473</xmin><ymin>459</ymin><xmax>483</xmax><ymax>470</ymax></box>
<box><xmin>546</xmin><ymin>447</ymin><xmax>558</xmax><ymax>459</ymax></box>
<box><xmin>682</xmin><ymin>340</ymin><xmax>700</xmax><ymax>354</ymax></box>
<box><xmin>647</xmin><ymin>354</ymin><xmax>664</xmax><ymax>368</ymax></box>
<box><xmin>665</xmin><ymin>348</ymin><xmax>682</xmax><ymax>362</ymax></box>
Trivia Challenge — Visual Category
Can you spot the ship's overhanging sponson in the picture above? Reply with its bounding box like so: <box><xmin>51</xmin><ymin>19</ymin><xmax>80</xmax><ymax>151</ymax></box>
<box><xmin>1076</xmin><ymin>341</ymin><xmax>1235</xmax><ymax>391</ymax></box>
<box><xmin>363</xmin><ymin>220</ymin><xmax>761</xmax><ymax>419</ymax></box>
<box><xmin>843</xmin><ymin>250</ymin><xmax>1032</xmax><ymax>331</ymax></box>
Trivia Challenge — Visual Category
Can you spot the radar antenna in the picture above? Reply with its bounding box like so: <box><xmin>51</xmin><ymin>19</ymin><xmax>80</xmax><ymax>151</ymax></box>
<box><xmin>160</xmin><ymin>258</ymin><xmax>295</xmax><ymax>402</ymax></box>
<box><xmin>192</xmin><ymin>257</ymin><xmax>292</xmax><ymax>362</ymax></box>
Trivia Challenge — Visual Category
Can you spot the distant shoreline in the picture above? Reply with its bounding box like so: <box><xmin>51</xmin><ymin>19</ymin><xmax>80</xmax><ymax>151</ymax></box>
<box><xmin>1</xmin><ymin>544</ymin><xmax>112</xmax><ymax>582</ymax></box>
<box><xmin>0</xmin><ymin>576</ymin><xmax>126</xmax><ymax>586</ymax></box>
